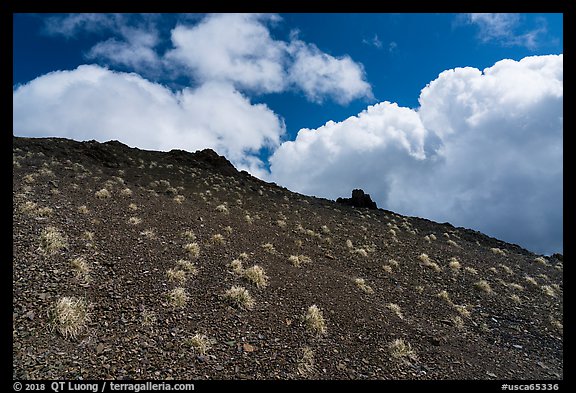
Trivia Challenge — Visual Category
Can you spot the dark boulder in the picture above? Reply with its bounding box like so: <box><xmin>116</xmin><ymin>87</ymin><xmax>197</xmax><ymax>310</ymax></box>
<box><xmin>336</xmin><ymin>189</ymin><xmax>378</xmax><ymax>209</ymax></box>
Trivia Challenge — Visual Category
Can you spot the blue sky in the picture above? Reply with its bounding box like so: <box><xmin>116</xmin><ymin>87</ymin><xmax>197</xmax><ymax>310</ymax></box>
<box><xmin>13</xmin><ymin>13</ymin><xmax>563</xmax><ymax>255</ymax></box>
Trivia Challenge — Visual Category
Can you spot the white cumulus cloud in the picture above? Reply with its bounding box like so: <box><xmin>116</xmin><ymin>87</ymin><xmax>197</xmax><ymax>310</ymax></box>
<box><xmin>268</xmin><ymin>55</ymin><xmax>563</xmax><ymax>255</ymax></box>
<box><xmin>13</xmin><ymin>65</ymin><xmax>285</xmax><ymax>174</ymax></box>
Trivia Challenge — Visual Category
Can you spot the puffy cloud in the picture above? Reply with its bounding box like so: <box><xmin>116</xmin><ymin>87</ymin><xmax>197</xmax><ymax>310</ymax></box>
<box><xmin>165</xmin><ymin>13</ymin><xmax>287</xmax><ymax>94</ymax></box>
<box><xmin>465</xmin><ymin>13</ymin><xmax>547</xmax><ymax>49</ymax></box>
<box><xmin>13</xmin><ymin>65</ymin><xmax>285</xmax><ymax>174</ymax></box>
<box><xmin>268</xmin><ymin>55</ymin><xmax>563</xmax><ymax>255</ymax></box>
<box><xmin>287</xmin><ymin>39</ymin><xmax>373</xmax><ymax>104</ymax></box>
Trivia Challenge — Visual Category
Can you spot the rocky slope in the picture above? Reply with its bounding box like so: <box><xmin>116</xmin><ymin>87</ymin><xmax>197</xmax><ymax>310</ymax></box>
<box><xmin>12</xmin><ymin>136</ymin><xmax>563</xmax><ymax>380</ymax></box>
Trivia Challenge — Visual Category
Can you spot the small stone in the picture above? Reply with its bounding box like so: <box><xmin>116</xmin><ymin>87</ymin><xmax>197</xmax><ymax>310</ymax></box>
<box><xmin>512</xmin><ymin>344</ymin><xmax>523</xmax><ymax>349</ymax></box>
<box><xmin>486</xmin><ymin>372</ymin><xmax>497</xmax><ymax>378</ymax></box>
<box><xmin>96</xmin><ymin>343</ymin><xmax>105</xmax><ymax>354</ymax></box>
<box><xmin>243</xmin><ymin>343</ymin><xmax>255</xmax><ymax>352</ymax></box>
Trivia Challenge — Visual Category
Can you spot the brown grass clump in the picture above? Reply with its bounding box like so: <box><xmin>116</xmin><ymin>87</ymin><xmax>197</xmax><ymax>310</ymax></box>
<box><xmin>449</xmin><ymin>257</ymin><xmax>461</xmax><ymax>270</ymax></box>
<box><xmin>167</xmin><ymin>287</ymin><xmax>188</xmax><ymax>308</ymax></box>
<box><xmin>453</xmin><ymin>304</ymin><xmax>471</xmax><ymax>318</ymax></box>
<box><xmin>95</xmin><ymin>188</ymin><xmax>111</xmax><ymax>199</ymax></box>
<box><xmin>510</xmin><ymin>294</ymin><xmax>522</xmax><ymax>304</ymax></box>
<box><xmin>229</xmin><ymin>259</ymin><xmax>244</xmax><ymax>275</ymax></box>
<box><xmin>224</xmin><ymin>286</ymin><xmax>255</xmax><ymax>310</ymax></box>
<box><xmin>354</xmin><ymin>278</ymin><xmax>374</xmax><ymax>294</ymax></box>
<box><xmin>128</xmin><ymin>217</ymin><xmax>142</xmax><ymax>225</ymax></box>
<box><xmin>176</xmin><ymin>259</ymin><xmax>198</xmax><ymax>275</ymax></box>
<box><xmin>166</xmin><ymin>268</ymin><xmax>187</xmax><ymax>284</ymax></box>
<box><xmin>215</xmin><ymin>204</ymin><xmax>229</xmax><ymax>214</ymax></box>
<box><xmin>447</xmin><ymin>239</ymin><xmax>459</xmax><ymax>247</ymax></box>
<box><xmin>262</xmin><ymin>243</ymin><xmax>276</xmax><ymax>254</ymax></box>
<box><xmin>386</xmin><ymin>303</ymin><xmax>404</xmax><ymax>319</ymax></box>
<box><xmin>451</xmin><ymin>316</ymin><xmax>465</xmax><ymax>329</ymax></box>
<box><xmin>211</xmin><ymin>234</ymin><xmax>225</xmax><ymax>245</ymax></box>
<box><xmin>182</xmin><ymin>230</ymin><xmax>196</xmax><ymax>242</ymax></box>
<box><xmin>534</xmin><ymin>256</ymin><xmax>547</xmax><ymax>265</ymax></box>
<box><xmin>49</xmin><ymin>297</ymin><xmax>90</xmax><ymax>339</ymax></box>
<box><xmin>19</xmin><ymin>201</ymin><xmax>38</xmax><ymax>215</ymax></box>
<box><xmin>77</xmin><ymin>205</ymin><xmax>89</xmax><ymax>214</ymax></box>
<box><xmin>389</xmin><ymin>338</ymin><xmax>415</xmax><ymax>360</ymax></box>
<box><xmin>490</xmin><ymin>247</ymin><xmax>506</xmax><ymax>256</ymax></box>
<box><xmin>541</xmin><ymin>285</ymin><xmax>556</xmax><ymax>297</ymax></box>
<box><xmin>418</xmin><ymin>253</ymin><xmax>441</xmax><ymax>272</ymax></box>
<box><xmin>141</xmin><ymin>309</ymin><xmax>157</xmax><ymax>327</ymax></box>
<box><xmin>305</xmin><ymin>304</ymin><xmax>327</xmax><ymax>336</ymax></box>
<box><xmin>524</xmin><ymin>276</ymin><xmax>538</xmax><ymax>286</ymax></box>
<box><xmin>297</xmin><ymin>346</ymin><xmax>315</xmax><ymax>376</ymax></box>
<box><xmin>184</xmin><ymin>242</ymin><xmax>200</xmax><ymax>258</ymax></box>
<box><xmin>120</xmin><ymin>188</ymin><xmax>133</xmax><ymax>197</ymax></box>
<box><xmin>128</xmin><ymin>203</ymin><xmax>138</xmax><ymax>211</ymax></box>
<box><xmin>70</xmin><ymin>257</ymin><xmax>90</xmax><ymax>282</ymax></box>
<box><xmin>288</xmin><ymin>255</ymin><xmax>312</xmax><ymax>267</ymax></box>
<box><xmin>464</xmin><ymin>266</ymin><xmax>478</xmax><ymax>275</ymax></box>
<box><xmin>437</xmin><ymin>290</ymin><xmax>452</xmax><ymax>304</ymax></box>
<box><xmin>39</xmin><ymin>226</ymin><xmax>68</xmax><ymax>255</ymax></box>
<box><xmin>474</xmin><ymin>280</ymin><xmax>493</xmax><ymax>294</ymax></box>
<box><xmin>36</xmin><ymin>207</ymin><xmax>53</xmax><ymax>217</ymax></box>
<box><xmin>186</xmin><ymin>334</ymin><xmax>215</xmax><ymax>355</ymax></box>
<box><xmin>174</xmin><ymin>195</ymin><xmax>186</xmax><ymax>204</ymax></box>
<box><xmin>243</xmin><ymin>265</ymin><xmax>269</xmax><ymax>288</ymax></box>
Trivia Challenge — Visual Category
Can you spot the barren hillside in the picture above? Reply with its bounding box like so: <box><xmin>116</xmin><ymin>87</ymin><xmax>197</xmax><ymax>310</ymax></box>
<box><xmin>12</xmin><ymin>136</ymin><xmax>563</xmax><ymax>380</ymax></box>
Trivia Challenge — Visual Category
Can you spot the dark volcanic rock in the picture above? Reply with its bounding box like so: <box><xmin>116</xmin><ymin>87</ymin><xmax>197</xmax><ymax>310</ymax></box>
<box><xmin>337</xmin><ymin>189</ymin><xmax>378</xmax><ymax>209</ymax></box>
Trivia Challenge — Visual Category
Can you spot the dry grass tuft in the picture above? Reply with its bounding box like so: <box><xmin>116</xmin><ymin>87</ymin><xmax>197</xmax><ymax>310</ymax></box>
<box><xmin>452</xmin><ymin>316</ymin><xmax>465</xmax><ymax>329</ymax></box>
<box><xmin>508</xmin><ymin>283</ymin><xmax>524</xmax><ymax>291</ymax></box>
<box><xmin>128</xmin><ymin>203</ymin><xmax>138</xmax><ymax>211</ymax></box>
<box><xmin>174</xmin><ymin>195</ymin><xmax>186</xmax><ymax>204</ymax></box>
<box><xmin>510</xmin><ymin>294</ymin><xmax>522</xmax><ymax>304</ymax></box>
<box><xmin>182</xmin><ymin>230</ymin><xmax>196</xmax><ymax>242</ymax></box>
<box><xmin>19</xmin><ymin>201</ymin><xmax>38</xmax><ymax>215</ymax></box>
<box><xmin>39</xmin><ymin>226</ymin><xmax>68</xmax><ymax>255</ymax></box>
<box><xmin>276</xmin><ymin>220</ymin><xmax>287</xmax><ymax>228</ymax></box>
<box><xmin>211</xmin><ymin>233</ymin><xmax>225</xmax><ymax>245</ymax></box>
<box><xmin>534</xmin><ymin>256</ymin><xmax>547</xmax><ymax>265</ymax></box>
<box><xmin>418</xmin><ymin>253</ymin><xmax>441</xmax><ymax>272</ymax></box>
<box><xmin>549</xmin><ymin>316</ymin><xmax>563</xmax><ymax>331</ymax></box>
<box><xmin>77</xmin><ymin>205</ymin><xmax>89</xmax><ymax>214</ymax></box>
<box><xmin>184</xmin><ymin>242</ymin><xmax>200</xmax><ymax>258</ymax></box>
<box><xmin>50</xmin><ymin>297</ymin><xmax>90</xmax><ymax>339</ymax></box>
<box><xmin>387</xmin><ymin>303</ymin><xmax>404</xmax><ymax>319</ymax></box>
<box><xmin>37</xmin><ymin>207</ymin><xmax>53</xmax><ymax>217</ymax></box>
<box><xmin>524</xmin><ymin>276</ymin><xmax>538</xmax><ymax>286</ymax></box>
<box><xmin>354</xmin><ymin>278</ymin><xmax>374</xmax><ymax>294</ymax></box>
<box><xmin>141</xmin><ymin>309</ymin><xmax>157</xmax><ymax>327</ymax></box>
<box><xmin>305</xmin><ymin>304</ymin><xmax>327</xmax><ymax>336</ymax></box>
<box><xmin>389</xmin><ymin>338</ymin><xmax>415</xmax><ymax>360</ymax></box>
<box><xmin>464</xmin><ymin>266</ymin><xmax>478</xmax><ymax>275</ymax></box>
<box><xmin>352</xmin><ymin>248</ymin><xmax>368</xmax><ymax>257</ymax></box>
<box><xmin>167</xmin><ymin>287</ymin><xmax>188</xmax><ymax>308</ymax></box>
<box><xmin>229</xmin><ymin>259</ymin><xmax>244</xmax><ymax>275</ymax></box>
<box><xmin>95</xmin><ymin>188</ymin><xmax>111</xmax><ymax>199</ymax></box>
<box><xmin>321</xmin><ymin>225</ymin><xmax>330</xmax><ymax>234</ymax></box>
<box><xmin>474</xmin><ymin>280</ymin><xmax>493</xmax><ymax>294</ymax></box>
<box><xmin>449</xmin><ymin>257</ymin><xmax>461</xmax><ymax>270</ymax></box>
<box><xmin>490</xmin><ymin>247</ymin><xmax>506</xmax><ymax>256</ymax></box>
<box><xmin>346</xmin><ymin>239</ymin><xmax>353</xmax><ymax>249</ymax></box>
<box><xmin>499</xmin><ymin>264</ymin><xmax>514</xmax><ymax>275</ymax></box>
<box><xmin>70</xmin><ymin>257</ymin><xmax>90</xmax><ymax>282</ymax></box>
<box><xmin>541</xmin><ymin>285</ymin><xmax>556</xmax><ymax>297</ymax></box>
<box><xmin>437</xmin><ymin>290</ymin><xmax>452</xmax><ymax>303</ymax></box>
<box><xmin>128</xmin><ymin>217</ymin><xmax>142</xmax><ymax>225</ymax></box>
<box><xmin>297</xmin><ymin>346</ymin><xmax>315</xmax><ymax>376</ymax></box>
<box><xmin>288</xmin><ymin>255</ymin><xmax>312</xmax><ymax>267</ymax></box>
<box><xmin>224</xmin><ymin>286</ymin><xmax>255</xmax><ymax>310</ymax></box>
<box><xmin>186</xmin><ymin>333</ymin><xmax>215</xmax><ymax>355</ymax></box>
<box><xmin>243</xmin><ymin>265</ymin><xmax>269</xmax><ymax>288</ymax></box>
<box><xmin>262</xmin><ymin>243</ymin><xmax>276</xmax><ymax>254</ymax></box>
<box><xmin>453</xmin><ymin>304</ymin><xmax>471</xmax><ymax>318</ymax></box>
<box><xmin>166</xmin><ymin>268</ymin><xmax>187</xmax><ymax>284</ymax></box>
<box><xmin>215</xmin><ymin>204</ymin><xmax>229</xmax><ymax>214</ymax></box>
<box><xmin>447</xmin><ymin>239</ymin><xmax>459</xmax><ymax>247</ymax></box>
<box><xmin>176</xmin><ymin>259</ymin><xmax>198</xmax><ymax>275</ymax></box>
<box><xmin>120</xmin><ymin>188</ymin><xmax>133</xmax><ymax>197</ymax></box>
<box><xmin>383</xmin><ymin>264</ymin><xmax>393</xmax><ymax>274</ymax></box>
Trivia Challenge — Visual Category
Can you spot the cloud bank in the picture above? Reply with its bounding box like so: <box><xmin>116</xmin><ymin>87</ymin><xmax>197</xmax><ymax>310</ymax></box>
<box><xmin>268</xmin><ymin>55</ymin><xmax>563</xmax><ymax>255</ymax></box>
